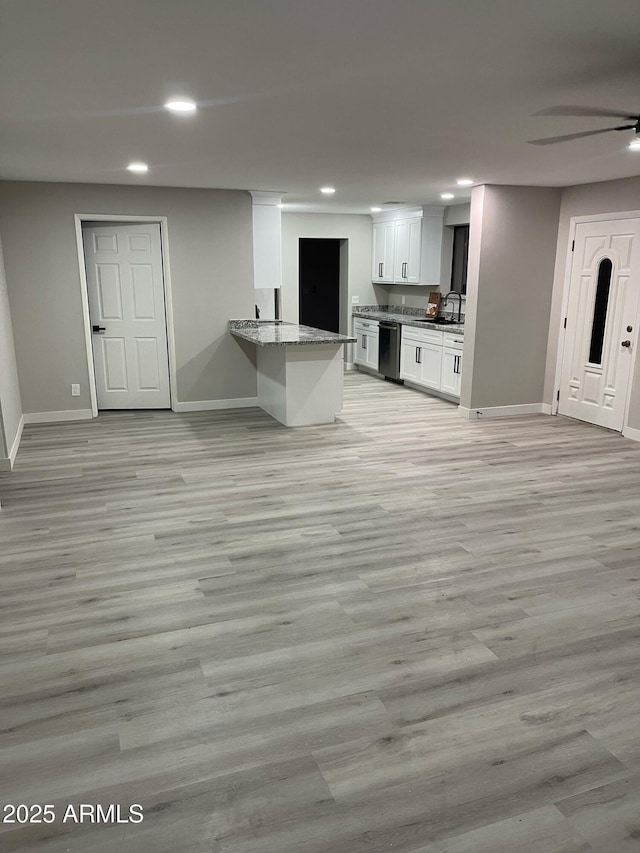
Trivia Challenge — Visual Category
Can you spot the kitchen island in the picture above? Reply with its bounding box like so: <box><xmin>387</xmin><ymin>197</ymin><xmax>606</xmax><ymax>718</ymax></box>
<box><xmin>229</xmin><ymin>320</ymin><xmax>356</xmax><ymax>426</ymax></box>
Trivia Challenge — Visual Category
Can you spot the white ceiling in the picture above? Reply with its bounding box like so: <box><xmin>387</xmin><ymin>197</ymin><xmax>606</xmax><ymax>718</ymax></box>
<box><xmin>2</xmin><ymin>0</ymin><xmax>640</xmax><ymax>213</ymax></box>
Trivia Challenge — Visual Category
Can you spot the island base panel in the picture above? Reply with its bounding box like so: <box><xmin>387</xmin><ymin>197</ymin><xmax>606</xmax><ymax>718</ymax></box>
<box><xmin>257</xmin><ymin>344</ymin><xmax>344</xmax><ymax>426</ymax></box>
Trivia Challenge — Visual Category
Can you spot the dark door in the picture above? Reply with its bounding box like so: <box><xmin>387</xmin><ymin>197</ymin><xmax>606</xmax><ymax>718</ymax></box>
<box><xmin>299</xmin><ymin>238</ymin><xmax>340</xmax><ymax>332</ymax></box>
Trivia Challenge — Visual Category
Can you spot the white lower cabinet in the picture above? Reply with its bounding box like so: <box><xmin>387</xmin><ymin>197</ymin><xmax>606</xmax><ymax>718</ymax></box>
<box><xmin>400</xmin><ymin>340</ymin><xmax>421</xmax><ymax>383</ymax></box>
<box><xmin>419</xmin><ymin>342</ymin><xmax>443</xmax><ymax>390</ymax></box>
<box><xmin>441</xmin><ymin>346</ymin><xmax>463</xmax><ymax>396</ymax></box>
<box><xmin>400</xmin><ymin>326</ymin><xmax>463</xmax><ymax>399</ymax></box>
<box><xmin>354</xmin><ymin>319</ymin><xmax>379</xmax><ymax>370</ymax></box>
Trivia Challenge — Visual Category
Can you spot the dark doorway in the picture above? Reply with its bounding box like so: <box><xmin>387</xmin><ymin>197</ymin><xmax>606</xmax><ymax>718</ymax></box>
<box><xmin>450</xmin><ymin>224</ymin><xmax>469</xmax><ymax>295</ymax></box>
<box><xmin>299</xmin><ymin>238</ymin><xmax>340</xmax><ymax>332</ymax></box>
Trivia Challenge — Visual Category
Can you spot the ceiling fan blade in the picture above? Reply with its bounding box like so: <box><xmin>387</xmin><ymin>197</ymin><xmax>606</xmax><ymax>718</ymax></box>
<box><xmin>527</xmin><ymin>127</ymin><xmax>632</xmax><ymax>146</ymax></box>
<box><xmin>534</xmin><ymin>105</ymin><xmax>637</xmax><ymax>119</ymax></box>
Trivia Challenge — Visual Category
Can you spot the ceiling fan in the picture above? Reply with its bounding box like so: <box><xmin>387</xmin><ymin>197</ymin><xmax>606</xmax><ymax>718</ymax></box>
<box><xmin>527</xmin><ymin>106</ymin><xmax>640</xmax><ymax>146</ymax></box>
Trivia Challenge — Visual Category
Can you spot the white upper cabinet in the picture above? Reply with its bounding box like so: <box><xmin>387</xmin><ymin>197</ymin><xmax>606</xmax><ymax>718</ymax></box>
<box><xmin>372</xmin><ymin>221</ymin><xmax>396</xmax><ymax>283</ymax></box>
<box><xmin>394</xmin><ymin>217</ymin><xmax>422</xmax><ymax>283</ymax></box>
<box><xmin>371</xmin><ymin>207</ymin><xmax>444</xmax><ymax>286</ymax></box>
<box><xmin>250</xmin><ymin>192</ymin><xmax>282</xmax><ymax>289</ymax></box>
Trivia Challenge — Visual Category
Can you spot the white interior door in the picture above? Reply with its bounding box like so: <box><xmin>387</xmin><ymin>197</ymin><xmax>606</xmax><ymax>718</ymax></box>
<box><xmin>84</xmin><ymin>223</ymin><xmax>170</xmax><ymax>409</ymax></box>
<box><xmin>559</xmin><ymin>218</ymin><xmax>640</xmax><ymax>431</ymax></box>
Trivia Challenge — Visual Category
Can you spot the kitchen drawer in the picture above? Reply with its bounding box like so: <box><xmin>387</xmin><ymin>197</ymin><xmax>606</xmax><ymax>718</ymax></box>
<box><xmin>443</xmin><ymin>332</ymin><xmax>464</xmax><ymax>351</ymax></box>
<box><xmin>354</xmin><ymin>318</ymin><xmax>379</xmax><ymax>334</ymax></box>
<box><xmin>401</xmin><ymin>326</ymin><xmax>443</xmax><ymax>346</ymax></box>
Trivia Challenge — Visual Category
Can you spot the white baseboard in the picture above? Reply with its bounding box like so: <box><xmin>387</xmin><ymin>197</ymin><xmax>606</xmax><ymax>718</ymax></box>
<box><xmin>541</xmin><ymin>403</ymin><xmax>553</xmax><ymax>415</ymax></box>
<box><xmin>622</xmin><ymin>425</ymin><xmax>640</xmax><ymax>443</ymax></box>
<box><xmin>5</xmin><ymin>414</ymin><xmax>24</xmax><ymax>469</ymax></box>
<box><xmin>458</xmin><ymin>403</ymin><xmax>547</xmax><ymax>420</ymax></box>
<box><xmin>23</xmin><ymin>409</ymin><xmax>94</xmax><ymax>424</ymax></box>
<box><xmin>174</xmin><ymin>397</ymin><xmax>259</xmax><ymax>413</ymax></box>
<box><xmin>344</xmin><ymin>362</ymin><xmax>356</xmax><ymax>371</ymax></box>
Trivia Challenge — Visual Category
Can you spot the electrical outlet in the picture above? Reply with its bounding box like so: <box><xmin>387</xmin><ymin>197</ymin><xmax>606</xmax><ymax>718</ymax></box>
<box><xmin>351</xmin><ymin>295</ymin><xmax>360</xmax><ymax>304</ymax></box>
<box><xmin>71</xmin><ymin>384</ymin><xmax>80</xmax><ymax>397</ymax></box>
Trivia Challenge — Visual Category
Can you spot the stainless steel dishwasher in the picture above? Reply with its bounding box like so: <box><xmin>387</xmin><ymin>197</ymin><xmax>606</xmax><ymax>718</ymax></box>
<box><xmin>378</xmin><ymin>320</ymin><xmax>403</xmax><ymax>383</ymax></box>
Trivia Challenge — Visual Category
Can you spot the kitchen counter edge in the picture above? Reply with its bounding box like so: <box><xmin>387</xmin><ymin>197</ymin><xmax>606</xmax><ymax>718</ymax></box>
<box><xmin>352</xmin><ymin>310</ymin><xmax>464</xmax><ymax>334</ymax></box>
<box><xmin>230</xmin><ymin>320</ymin><xmax>357</xmax><ymax>347</ymax></box>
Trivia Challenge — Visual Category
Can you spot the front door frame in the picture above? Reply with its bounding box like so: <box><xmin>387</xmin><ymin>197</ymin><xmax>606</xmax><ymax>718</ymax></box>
<box><xmin>553</xmin><ymin>210</ymin><xmax>640</xmax><ymax>433</ymax></box>
<box><xmin>73</xmin><ymin>214</ymin><xmax>178</xmax><ymax>416</ymax></box>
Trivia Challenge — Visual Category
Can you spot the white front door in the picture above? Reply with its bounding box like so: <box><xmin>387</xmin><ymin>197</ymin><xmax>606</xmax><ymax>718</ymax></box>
<box><xmin>84</xmin><ymin>224</ymin><xmax>171</xmax><ymax>409</ymax></box>
<box><xmin>559</xmin><ymin>218</ymin><xmax>640</xmax><ymax>431</ymax></box>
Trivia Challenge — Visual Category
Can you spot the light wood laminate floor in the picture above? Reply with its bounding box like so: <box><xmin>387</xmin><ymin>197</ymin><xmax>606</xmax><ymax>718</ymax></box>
<box><xmin>1</xmin><ymin>372</ymin><xmax>640</xmax><ymax>852</ymax></box>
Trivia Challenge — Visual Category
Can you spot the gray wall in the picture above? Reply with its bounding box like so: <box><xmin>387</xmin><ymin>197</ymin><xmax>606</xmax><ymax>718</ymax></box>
<box><xmin>461</xmin><ymin>185</ymin><xmax>561</xmax><ymax>410</ymax></box>
<box><xmin>281</xmin><ymin>213</ymin><xmax>375</xmax><ymax>363</ymax></box>
<box><xmin>543</xmin><ymin>175</ymin><xmax>640</xmax><ymax>428</ymax></box>
<box><xmin>281</xmin><ymin>213</ymin><xmax>375</xmax><ymax>322</ymax></box>
<box><xmin>444</xmin><ymin>203</ymin><xmax>471</xmax><ymax>227</ymax></box>
<box><xmin>0</xmin><ymin>181</ymin><xmax>256</xmax><ymax>414</ymax></box>
<box><xmin>0</xmin><ymin>231</ymin><xmax>23</xmax><ymax>463</ymax></box>
<box><xmin>459</xmin><ymin>186</ymin><xmax>485</xmax><ymax>409</ymax></box>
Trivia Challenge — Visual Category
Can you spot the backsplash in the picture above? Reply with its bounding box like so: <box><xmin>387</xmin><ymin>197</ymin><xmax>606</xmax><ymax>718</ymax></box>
<box><xmin>355</xmin><ymin>304</ymin><xmax>425</xmax><ymax>317</ymax></box>
<box><xmin>376</xmin><ymin>285</ymin><xmax>467</xmax><ymax>319</ymax></box>
<box><xmin>357</xmin><ymin>299</ymin><xmax>466</xmax><ymax>321</ymax></box>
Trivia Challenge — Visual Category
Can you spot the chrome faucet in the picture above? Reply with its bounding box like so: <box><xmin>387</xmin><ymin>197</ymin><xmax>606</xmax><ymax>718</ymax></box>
<box><xmin>441</xmin><ymin>290</ymin><xmax>463</xmax><ymax>323</ymax></box>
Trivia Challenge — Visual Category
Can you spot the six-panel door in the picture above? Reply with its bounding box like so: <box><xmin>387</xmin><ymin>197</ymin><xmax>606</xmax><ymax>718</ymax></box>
<box><xmin>84</xmin><ymin>223</ymin><xmax>171</xmax><ymax>409</ymax></box>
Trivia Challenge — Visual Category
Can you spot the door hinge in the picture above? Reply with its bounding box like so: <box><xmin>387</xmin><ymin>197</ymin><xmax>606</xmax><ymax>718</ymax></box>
<box><xmin>571</xmin><ymin>240</ymin><xmax>575</xmax><ymax>252</ymax></box>
<box><xmin>563</xmin><ymin>317</ymin><xmax>567</xmax><ymax>329</ymax></box>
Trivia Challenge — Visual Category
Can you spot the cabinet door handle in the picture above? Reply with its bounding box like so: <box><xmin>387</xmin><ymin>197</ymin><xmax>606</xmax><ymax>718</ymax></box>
<box><xmin>416</xmin><ymin>346</ymin><xmax>422</xmax><ymax>364</ymax></box>
<box><xmin>363</xmin><ymin>335</ymin><xmax>366</xmax><ymax>350</ymax></box>
<box><xmin>402</xmin><ymin>262</ymin><xmax>407</xmax><ymax>278</ymax></box>
<box><xmin>378</xmin><ymin>262</ymin><xmax>383</xmax><ymax>278</ymax></box>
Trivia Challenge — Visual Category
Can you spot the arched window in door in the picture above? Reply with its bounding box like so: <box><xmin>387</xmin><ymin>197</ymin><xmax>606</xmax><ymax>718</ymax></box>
<box><xmin>589</xmin><ymin>257</ymin><xmax>613</xmax><ymax>365</ymax></box>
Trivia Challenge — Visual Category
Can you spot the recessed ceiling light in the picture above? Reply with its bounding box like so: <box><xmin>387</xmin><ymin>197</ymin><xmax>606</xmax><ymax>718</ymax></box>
<box><xmin>127</xmin><ymin>161</ymin><xmax>148</xmax><ymax>174</ymax></box>
<box><xmin>320</xmin><ymin>186</ymin><xmax>336</xmax><ymax>194</ymax></box>
<box><xmin>165</xmin><ymin>99</ymin><xmax>197</xmax><ymax>113</ymax></box>
<box><xmin>371</xmin><ymin>206</ymin><xmax>382</xmax><ymax>212</ymax></box>
<box><xmin>629</xmin><ymin>138</ymin><xmax>640</xmax><ymax>150</ymax></box>
<box><xmin>441</xmin><ymin>193</ymin><xmax>455</xmax><ymax>200</ymax></box>
<box><xmin>456</xmin><ymin>178</ymin><xmax>474</xmax><ymax>186</ymax></box>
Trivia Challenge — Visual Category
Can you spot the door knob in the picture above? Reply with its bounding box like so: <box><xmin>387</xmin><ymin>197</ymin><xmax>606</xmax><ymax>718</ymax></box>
<box><xmin>92</xmin><ymin>325</ymin><xmax>106</xmax><ymax>333</ymax></box>
<box><xmin>621</xmin><ymin>340</ymin><xmax>631</xmax><ymax>347</ymax></box>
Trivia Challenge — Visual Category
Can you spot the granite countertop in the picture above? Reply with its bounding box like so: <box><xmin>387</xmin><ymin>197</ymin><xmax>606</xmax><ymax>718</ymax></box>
<box><xmin>352</xmin><ymin>307</ymin><xmax>465</xmax><ymax>334</ymax></box>
<box><xmin>229</xmin><ymin>320</ymin><xmax>356</xmax><ymax>347</ymax></box>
